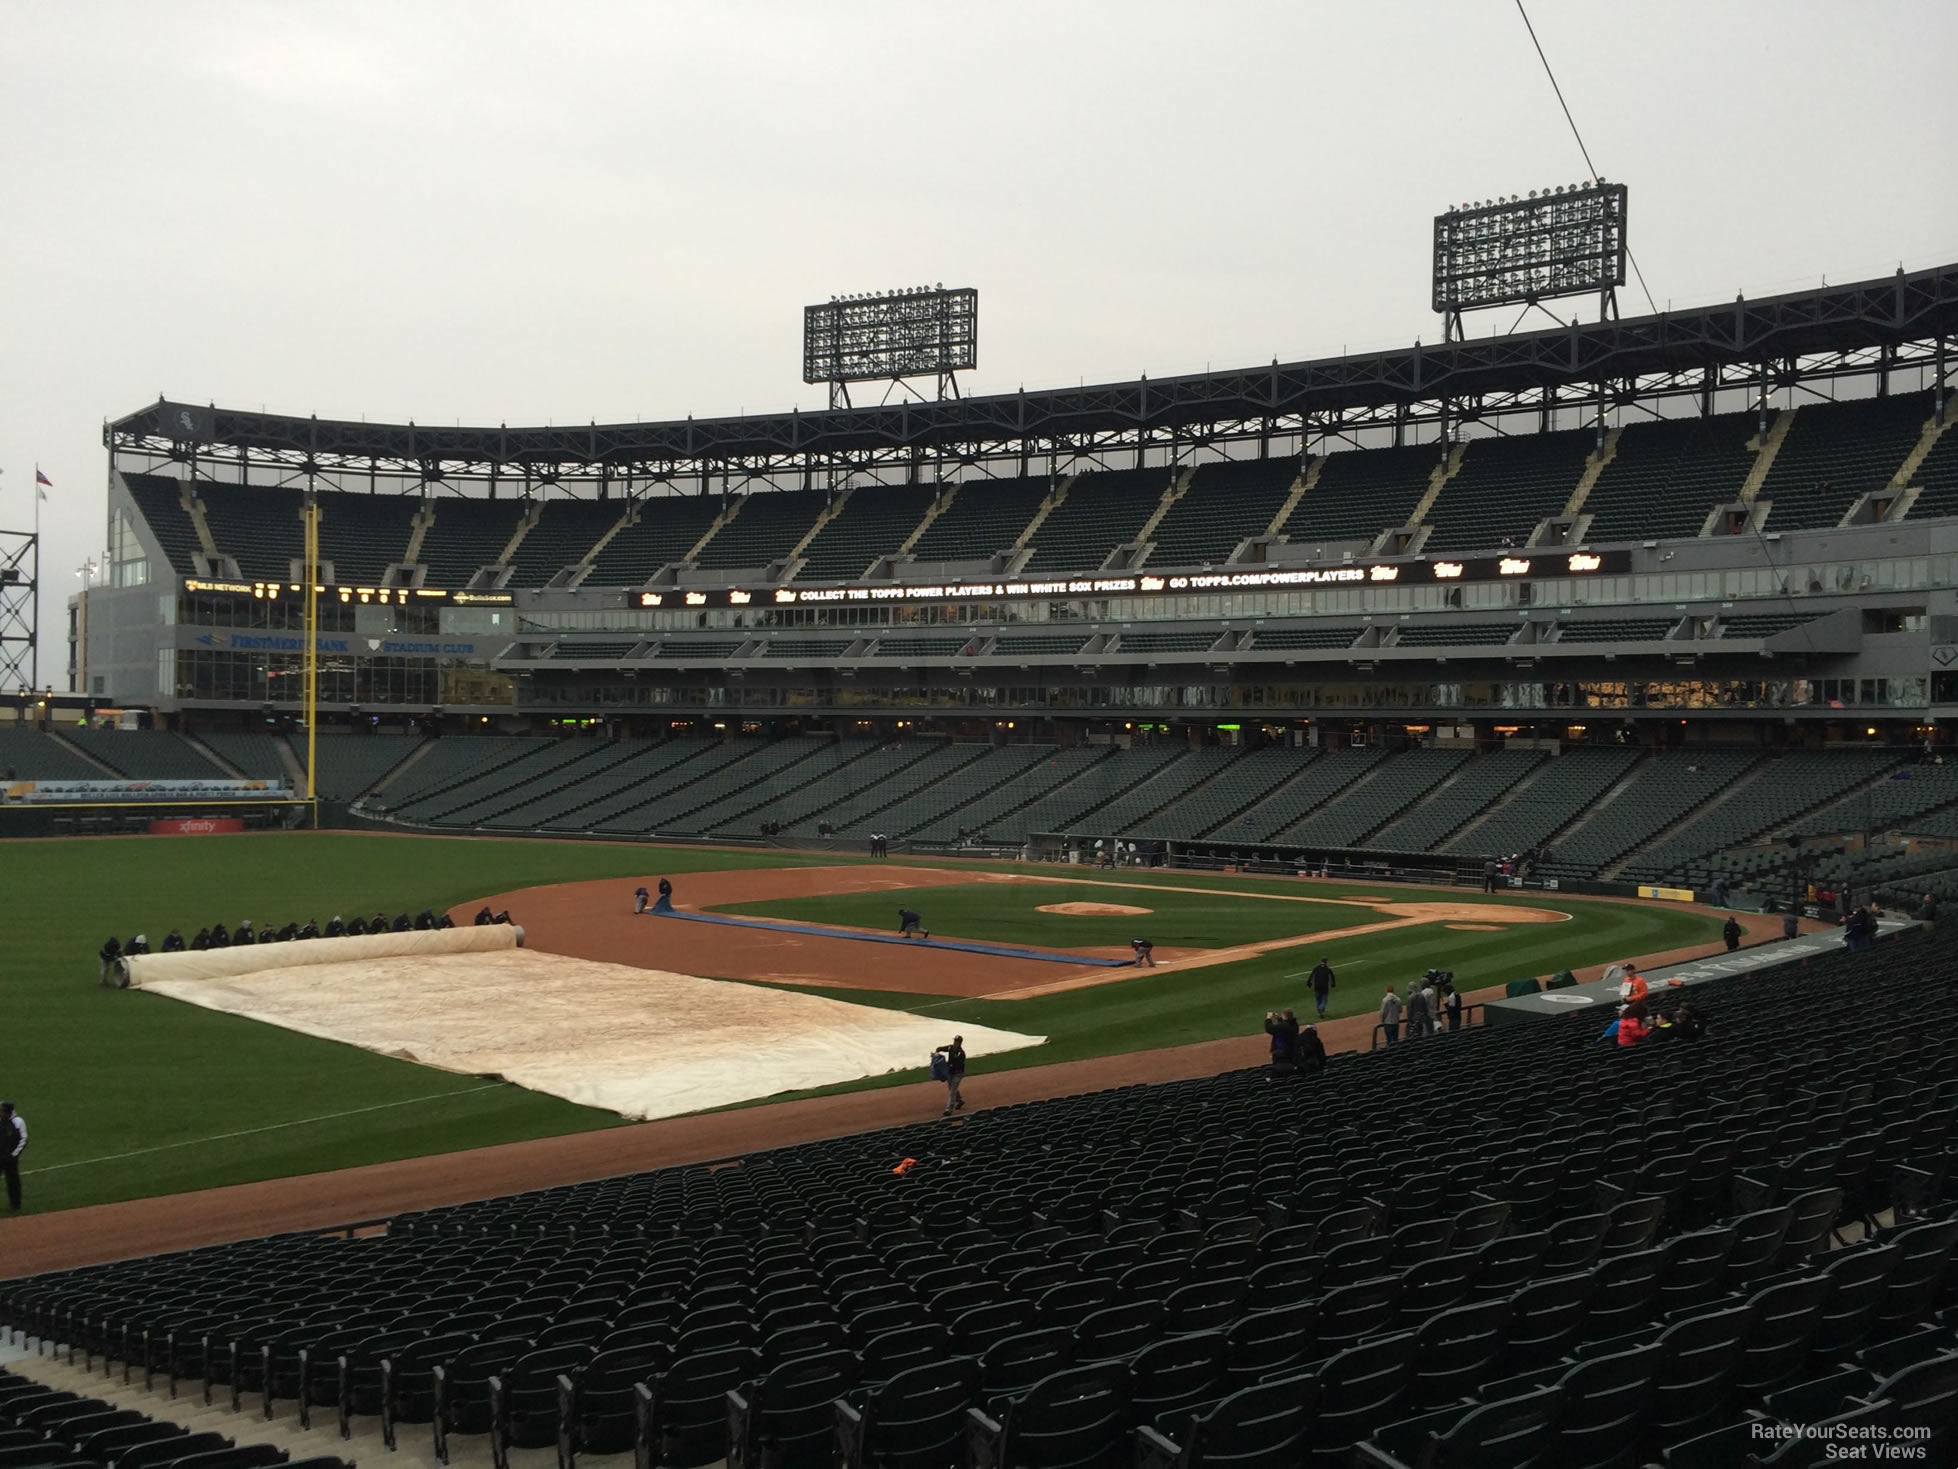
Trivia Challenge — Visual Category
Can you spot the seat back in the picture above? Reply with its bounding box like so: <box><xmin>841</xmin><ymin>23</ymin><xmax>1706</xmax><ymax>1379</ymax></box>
<box><xmin>1223</xmin><ymin>1306</ymin><xmax>1314</xmax><ymax>1387</ymax></box>
<box><xmin>1129</xmin><ymin>1332</ymin><xmax>1228</xmax><ymax>1422</ymax></box>
<box><xmin>994</xmin><ymin>1362</ymin><xmax>1131</xmax><ymax>1469</ymax></box>
<box><xmin>1072</xmin><ymin>1300</ymin><xmax>1162</xmax><ymax>1363</ymax></box>
<box><xmin>979</xmin><ymin>1328</ymin><xmax>1077</xmax><ymax>1405</ymax></box>
<box><xmin>1180</xmin><ymin>1371</ymin><xmax>1319</xmax><ymax>1469</ymax></box>
<box><xmin>1813</xmin><ymin>1243</ymin><xmax>1902</xmax><ymax>1357</ymax></box>
<box><xmin>1433</xmin><ymin>1384</ymin><xmax>1563</xmax><ymax>1466</ymax></box>
<box><xmin>1501</xmin><ymin>1272</ymin><xmax>1595</xmax><ymax>1375</ymax></box>
<box><xmin>1735</xmin><ymin>1276</ymin><xmax>1833</xmax><ymax>1395</ymax></box>
<box><xmin>1412</xmin><ymin>1300</ymin><xmax>1512</xmax><ymax>1408</ymax></box>
<box><xmin>851</xmin><ymin>1356</ymin><xmax>981</xmax><ymax>1469</ymax></box>
<box><xmin>1310</xmin><ymin>1332</ymin><xmax>1414</xmax><ymax>1463</ymax></box>
<box><xmin>1649</xmin><ymin>1304</ymin><xmax>1755</xmax><ymax>1437</ymax></box>
<box><xmin>1548</xmin><ymin>1342</ymin><xmax>1663</xmax><ymax>1469</ymax></box>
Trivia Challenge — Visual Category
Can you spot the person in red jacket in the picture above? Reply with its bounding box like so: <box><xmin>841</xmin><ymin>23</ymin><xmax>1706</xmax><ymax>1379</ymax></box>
<box><xmin>1617</xmin><ymin>999</ymin><xmax>1653</xmax><ymax>1048</ymax></box>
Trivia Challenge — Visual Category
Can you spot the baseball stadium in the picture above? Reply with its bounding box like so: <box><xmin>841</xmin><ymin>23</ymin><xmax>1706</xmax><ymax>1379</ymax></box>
<box><xmin>6</xmin><ymin>14</ymin><xmax>1958</xmax><ymax>1469</ymax></box>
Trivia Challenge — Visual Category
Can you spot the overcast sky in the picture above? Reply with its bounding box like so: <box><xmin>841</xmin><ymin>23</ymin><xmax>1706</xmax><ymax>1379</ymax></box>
<box><xmin>2</xmin><ymin>0</ymin><xmax>1954</xmax><ymax>641</ymax></box>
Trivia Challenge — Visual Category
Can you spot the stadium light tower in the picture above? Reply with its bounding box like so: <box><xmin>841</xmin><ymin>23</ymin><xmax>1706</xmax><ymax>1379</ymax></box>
<box><xmin>803</xmin><ymin>285</ymin><xmax>978</xmax><ymax>408</ymax></box>
<box><xmin>0</xmin><ymin>528</ymin><xmax>37</xmax><ymax>694</ymax></box>
<box><xmin>1432</xmin><ymin>181</ymin><xmax>1629</xmax><ymax>341</ymax></box>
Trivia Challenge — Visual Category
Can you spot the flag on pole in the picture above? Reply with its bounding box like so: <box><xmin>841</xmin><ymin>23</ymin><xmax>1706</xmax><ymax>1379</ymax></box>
<box><xmin>34</xmin><ymin>468</ymin><xmax>51</xmax><ymax>500</ymax></box>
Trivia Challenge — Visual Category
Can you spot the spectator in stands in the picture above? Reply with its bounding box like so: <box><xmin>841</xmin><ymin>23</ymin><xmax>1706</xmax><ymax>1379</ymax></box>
<box><xmin>1616</xmin><ymin>999</ymin><xmax>1653</xmax><ymax>1048</ymax></box>
<box><xmin>1405</xmin><ymin>978</ymin><xmax>1435</xmax><ymax>1039</ymax></box>
<box><xmin>1669</xmin><ymin>1002</ymin><xmax>1706</xmax><ymax>1041</ymax></box>
<box><xmin>1709</xmin><ymin>876</ymin><xmax>1729</xmax><ymax>908</ymax></box>
<box><xmin>897</xmin><ymin>908</ymin><xmax>928</xmax><ymax>940</ymax></box>
<box><xmin>1444</xmin><ymin>984</ymin><xmax>1463</xmax><ymax>1032</ymax></box>
<box><xmin>1296</xmin><ymin>1024</ymin><xmax>1326</xmax><ymax>1076</ymax></box>
<box><xmin>0</xmin><ymin>1102</ymin><xmax>24</xmax><ymax>1212</ymax></box>
<box><xmin>209</xmin><ymin>922</ymin><xmax>231</xmax><ymax>948</ymax></box>
<box><xmin>323</xmin><ymin>916</ymin><xmax>345</xmax><ymax>938</ymax></box>
<box><xmin>931</xmin><ymin>1036</ymin><xmax>966</xmax><ymax>1114</ymax></box>
<box><xmin>161</xmin><ymin>929</ymin><xmax>185</xmax><ymax>953</ymax></box>
<box><xmin>1131</xmin><ymin>937</ymin><xmax>1155</xmax><ymax>967</ymax></box>
<box><xmin>1309</xmin><ymin>957</ymin><xmax>1336</xmax><ymax>1018</ymax></box>
<box><xmin>1844</xmin><ymin>906</ymin><xmax>1878</xmax><ymax>953</ymax></box>
<box><xmin>97</xmin><ymin>935</ymin><xmax>121</xmax><ymax>986</ymax></box>
<box><xmin>189</xmin><ymin>927</ymin><xmax>210</xmax><ymax>951</ymax></box>
<box><xmin>1379</xmin><ymin>986</ymin><xmax>1402</xmax><ymax>1046</ymax></box>
<box><xmin>634</xmin><ymin>887</ymin><xmax>650</xmax><ymax>914</ymax></box>
<box><xmin>1922</xmin><ymin>894</ymin><xmax>1939</xmax><ymax>926</ymax></box>
<box><xmin>1722</xmin><ymin>915</ymin><xmax>1742</xmax><ymax>952</ymax></box>
<box><xmin>473</xmin><ymin>907</ymin><xmax>493</xmax><ymax>925</ymax></box>
<box><xmin>1264</xmin><ymin>1010</ymin><xmax>1299</xmax><ymax>1069</ymax></box>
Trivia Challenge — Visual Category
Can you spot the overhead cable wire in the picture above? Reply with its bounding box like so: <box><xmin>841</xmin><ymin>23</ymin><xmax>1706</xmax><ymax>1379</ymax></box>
<box><xmin>1515</xmin><ymin>0</ymin><xmax>1659</xmax><ymax>316</ymax></box>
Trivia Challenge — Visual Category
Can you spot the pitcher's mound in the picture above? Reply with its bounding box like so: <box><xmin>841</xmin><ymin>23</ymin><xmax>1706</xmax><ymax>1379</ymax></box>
<box><xmin>1038</xmin><ymin>902</ymin><xmax>1154</xmax><ymax>917</ymax></box>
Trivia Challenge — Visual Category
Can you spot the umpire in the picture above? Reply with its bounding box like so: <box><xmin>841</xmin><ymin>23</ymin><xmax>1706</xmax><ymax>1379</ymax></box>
<box><xmin>1</xmin><ymin>1101</ymin><xmax>26</xmax><ymax>1211</ymax></box>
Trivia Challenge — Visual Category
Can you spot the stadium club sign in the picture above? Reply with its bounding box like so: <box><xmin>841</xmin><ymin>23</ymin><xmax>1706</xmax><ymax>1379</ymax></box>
<box><xmin>628</xmin><ymin>550</ymin><xmax>1631</xmax><ymax>609</ymax></box>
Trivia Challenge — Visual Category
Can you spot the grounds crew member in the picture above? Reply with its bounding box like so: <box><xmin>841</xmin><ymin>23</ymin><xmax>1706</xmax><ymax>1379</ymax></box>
<box><xmin>898</xmin><ymin>908</ymin><xmax>928</xmax><ymax>940</ymax></box>
<box><xmin>932</xmin><ymin>1036</ymin><xmax>966</xmax><ymax>1113</ymax></box>
<box><xmin>634</xmin><ymin>886</ymin><xmax>650</xmax><ymax>914</ymax></box>
<box><xmin>0</xmin><ymin>1102</ymin><xmax>26</xmax><ymax>1212</ymax></box>
<box><xmin>97</xmin><ymin>935</ymin><xmax>121</xmax><ymax>986</ymax></box>
<box><xmin>1131</xmin><ymin>937</ymin><xmax>1155</xmax><ymax>967</ymax></box>
<box><xmin>1723</xmin><ymin>914</ymin><xmax>1743</xmax><ymax>952</ymax></box>
<box><xmin>1309</xmin><ymin>957</ymin><xmax>1336</xmax><ymax>1018</ymax></box>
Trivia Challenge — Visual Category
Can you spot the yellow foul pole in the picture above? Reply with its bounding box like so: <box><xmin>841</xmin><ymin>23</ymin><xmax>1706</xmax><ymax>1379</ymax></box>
<box><xmin>302</xmin><ymin>494</ymin><xmax>319</xmax><ymax>820</ymax></box>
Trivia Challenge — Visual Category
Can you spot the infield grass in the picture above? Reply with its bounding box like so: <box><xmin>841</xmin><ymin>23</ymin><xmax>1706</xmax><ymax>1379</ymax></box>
<box><xmin>714</xmin><ymin>880</ymin><xmax>1386</xmax><ymax>948</ymax></box>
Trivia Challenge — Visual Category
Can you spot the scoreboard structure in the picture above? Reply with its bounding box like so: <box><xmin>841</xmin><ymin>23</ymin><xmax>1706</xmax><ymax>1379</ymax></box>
<box><xmin>803</xmin><ymin>286</ymin><xmax>977</xmax><ymax>408</ymax></box>
<box><xmin>1433</xmin><ymin>181</ymin><xmax>1629</xmax><ymax>339</ymax></box>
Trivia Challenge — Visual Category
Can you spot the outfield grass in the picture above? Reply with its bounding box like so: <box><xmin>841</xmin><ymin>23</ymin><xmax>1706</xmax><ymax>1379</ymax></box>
<box><xmin>4</xmin><ymin>833</ymin><xmax>828</xmax><ymax>1214</ymax></box>
<box><xmin>4</xmin><ymin>834</ymin><xmax>1724</xmax><ymax>1215</ymax></box>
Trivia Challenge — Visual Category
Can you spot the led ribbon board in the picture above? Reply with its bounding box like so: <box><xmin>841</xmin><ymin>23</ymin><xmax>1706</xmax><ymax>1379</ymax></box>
<box><xmin>629</xmin><ymin>549</ymin><xmax>1631</xmax><ymax>609</ymax></box>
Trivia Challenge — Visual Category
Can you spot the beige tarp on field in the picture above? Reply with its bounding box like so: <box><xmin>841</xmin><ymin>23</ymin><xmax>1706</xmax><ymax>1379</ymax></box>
<box><xmin>138</xmin><ymin>948</ymin><xmax>1044</xmax><ymax>1120</ymax></box>
<box><xmin>120</xmin><ymin>924</ymin><xmax>522</xmax><ymax>987</ymax></box>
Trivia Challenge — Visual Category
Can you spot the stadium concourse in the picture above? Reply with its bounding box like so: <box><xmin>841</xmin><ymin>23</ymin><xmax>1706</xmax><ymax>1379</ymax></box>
<box><xmin>3</xmin><ymin>930</ymin><xmax>1955</xmax><ymax>1469</ymax></box>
